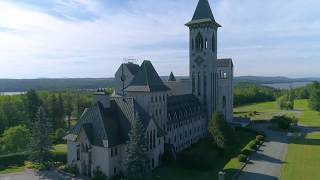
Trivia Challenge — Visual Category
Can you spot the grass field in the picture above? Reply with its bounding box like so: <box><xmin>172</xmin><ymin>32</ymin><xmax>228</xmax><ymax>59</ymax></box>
<box><xmin>234</xmin><ymin>99</ymin><xmax>320</xmax><ymax>127</ymax></box>
<box><xmin>0</xmin><ymin>166</ymin><xmax>25</xmax><ymax>175</ymax></box>
<box><xmin>52</xmin><ymin>144</ymin><xmax>67</xmax><ymax>153</ymax></box>
<box><xmin>153</xmin><ymin>128</ymin><xmax>256</xmax><ymax>180</ymax></box>
<box><xmin>281</xmin><ymin>133</ymin><xmax>320</xmax><ymax>180</ymax></box>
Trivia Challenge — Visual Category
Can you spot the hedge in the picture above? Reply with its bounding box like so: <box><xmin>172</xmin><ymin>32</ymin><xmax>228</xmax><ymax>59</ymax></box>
<box><xmin>177</xmin><ymin>152</ymin><xmax>212</xmax><ymax>171</ymax></box>
<box><xmin>0</xmin><ymin>152</ymin><xmax>28</xmax><ymax>167</ymax></box>
<box><xmin>0</xmin><ymin>151</ymin><xmax>67</xmax><ymax>167</ymax></box>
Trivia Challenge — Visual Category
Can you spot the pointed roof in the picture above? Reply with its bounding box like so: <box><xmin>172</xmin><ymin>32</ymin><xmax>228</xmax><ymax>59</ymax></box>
<box><xmin>186</xmin><ymin>0</ymin><xmax>221</xmax><ymax>27</ymax></box>
<box><xmin>168</xmin><ymin>72</ymin><xmax>176</xmax><ymax>81</ymax></box>
<box><xmin>192</xmin><ymin>0</ymin><xmax>215</xmax><ymax>21</ymax></box>
<box><xmin>125</xmin><ymin>60</ymin><xmax>170</xmax><ymax>92</ymax></box>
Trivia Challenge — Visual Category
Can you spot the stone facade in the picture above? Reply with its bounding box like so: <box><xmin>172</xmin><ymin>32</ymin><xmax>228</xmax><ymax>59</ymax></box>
<box><xmin>65</xmin><ymin>0</ymin><xmax>233</xmax><ymax>178</ymax></box>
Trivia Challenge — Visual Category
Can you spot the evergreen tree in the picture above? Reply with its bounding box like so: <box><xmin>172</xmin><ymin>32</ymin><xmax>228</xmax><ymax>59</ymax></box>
<box><xmin>29</xmin><ymin>106</ymin><xmax>52</xmax><ymax>163</ymax></box>
<box><xmin>57</xmin><ymin>93</ymin><xmax>65</xmax><ymax>128</ymax></box>
<box><xmin>125</xmin><ymin>114</ymin><xmax>150</xmax><ymax>179</ymax></box>
<box><xmin>208</xmin><ymin>112</ymin><xmax>238</xmax><ymax>151</ymax></box>
<box><xmin>64</xmin><ymin>92</ymin><xmax>73</xmax><ymax>129</ymax></box>
<box><xmin>25</xmin><ymin>90</ymin><xmax>41</xmax><ymax>125</ymax></box>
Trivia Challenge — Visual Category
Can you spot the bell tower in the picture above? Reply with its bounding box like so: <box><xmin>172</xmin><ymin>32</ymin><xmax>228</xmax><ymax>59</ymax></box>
<box><xmin>186</xmin><ymin>0</ymin><xmax>221</xmax><ymax>121</ymax></box>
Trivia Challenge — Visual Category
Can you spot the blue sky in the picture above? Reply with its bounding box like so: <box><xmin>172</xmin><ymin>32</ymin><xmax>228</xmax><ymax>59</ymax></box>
<box><xmin>0</xmin><ymin>0</ymin><xmax>320</xmax><ymax>78</ymax></box>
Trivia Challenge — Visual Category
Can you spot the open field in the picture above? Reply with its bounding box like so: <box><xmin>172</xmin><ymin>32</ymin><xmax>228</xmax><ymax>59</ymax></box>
<box><xmin>153</xmin><ymin>128</ymin><xmax>256</xmax><ymax>180</ymax></box>
<box><xmin>234</xmin><ymin>100</ymin><xmax>320</xmax><ymax>127</ymax></box>
<box><xmin>281</xmin><ymin>133</ymin><xmax>320</xmax><ymax>180</ymax></box>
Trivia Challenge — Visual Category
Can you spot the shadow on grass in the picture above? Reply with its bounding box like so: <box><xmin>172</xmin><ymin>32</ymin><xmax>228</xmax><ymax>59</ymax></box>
<box><xmin>225</xmin><ymin>169</ymin><xmax>279</xmax><ymax>180</ymax></box>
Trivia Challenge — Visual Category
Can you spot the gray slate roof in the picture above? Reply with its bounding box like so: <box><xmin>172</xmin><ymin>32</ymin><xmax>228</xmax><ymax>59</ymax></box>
<box><xmin>67</xmin><ymin>96</ymin><xmax>165</xmax><ymax>147</ymax></box>
<box><xmin>124</xmin><ymin>63</ymin><xmax>140</xmax><ymax>75</ymax></box>
<box><xmin>167</xmin><ymin>94</ymin><xmax>203</xmax><ymax>125</ymax></box>
<box><xmin>186</xmin><ymin>0</ymin><xmax>221</xmax><ymax>27</ymax></box>
<box><xmin>168</xmin><ymin>72</ymin><xmax>176</xmax><ymax>81</ymax></box>
<box><xmin>217</xmin><ymin>58</ymin><xmax>233</xmax><ymax>68</ymax></box>
<box><xmin>125</xmin><ymin>60</ymin><xmax>170</xmax><ymax>92</ymax></box>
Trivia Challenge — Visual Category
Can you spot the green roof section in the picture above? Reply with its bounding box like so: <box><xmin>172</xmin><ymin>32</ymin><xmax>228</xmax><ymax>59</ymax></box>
<box><xmin>186</xmin><ymin>0</ymin><xmax>221</xmax><ymax>27</ymax></box>
<box><xmin>125</xmin><ymin>60</ymin><xmax>170</xmax><ymax>92</ymax></box>
<box><xmin>168</xmin><ymin>72</ymin><xmax>176</xmax><ymax>81</ymax></box>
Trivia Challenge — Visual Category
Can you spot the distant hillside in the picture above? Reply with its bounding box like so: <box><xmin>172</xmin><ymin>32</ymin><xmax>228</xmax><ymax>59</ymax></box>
<box><xmin>234</xmin><ymin>76</ymin><xmax>318</xmax><ymax>84</ymax></box>
<box><xmin>0</xmin><ymin>76</ymin><xmax>319</xmax><ymax>92</ymax></box>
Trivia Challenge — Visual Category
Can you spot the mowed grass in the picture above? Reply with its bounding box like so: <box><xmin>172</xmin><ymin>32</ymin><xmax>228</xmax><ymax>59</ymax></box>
<box><xmin>234</xmin><ymin>101</ymin><xmax>301</xmax><ymax>121</ymax></box>
<box><xmin>281</xmin><ymin>133</ymin><xmax>320</xmax><ymax>180</ymax></box>
<box><xmin>0</xmin><ymin>166</ymin><xmax>25</xmax><ymax>175</ymax></box>
<box><xmin>153</xmin><ymin>128</ymin><xmax>256</xmax><ymax>180</ymax></box>
<box><xmin>234</xmin><ymin>99</ymin><xmax>320</xmax><ymax>127</ymax></box>
<box><xmin>52</xmin><ymin>144</ymin><xmax>67</xmax><ymax>153</ymax></box>
<box><xmin>295</xmin><ymin>100</ymin><xmax>320</xmax><ymax>127</ymax></box>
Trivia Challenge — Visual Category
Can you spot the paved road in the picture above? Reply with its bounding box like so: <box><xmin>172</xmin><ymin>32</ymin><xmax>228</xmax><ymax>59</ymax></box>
<box><xmin>0</xmin><ymin>170</ymin><xmax>84</xmax><ymax>180</ymax></box>
<box><xmin>237</xmin><ymin>124</ymin><xmax>289</xmax><ymax>180</ymax></box>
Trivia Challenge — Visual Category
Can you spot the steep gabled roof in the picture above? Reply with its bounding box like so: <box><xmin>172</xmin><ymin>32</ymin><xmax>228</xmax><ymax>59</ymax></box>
<box><xmin>168</xmin><ymin>72</ymin><xmax>176</xmax><ymax>81</ymax></box>
<box><xmin>125</xmin><ymin>60</ymin><xmax>170</xmax><ymax>92</ymax></box>
<box><xmin>217</xmin><ymin>58</ymin><xmax>233</xmax><ymax>68</ymax></box>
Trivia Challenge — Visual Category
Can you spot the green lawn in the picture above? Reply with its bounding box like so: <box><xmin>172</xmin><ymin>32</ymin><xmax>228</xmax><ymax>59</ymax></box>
<box><xmin>53</xmin><ymin>144</ymin><xmax>67</xmax><ymax>153</ymax></box>
<box><xmin>153</xmin><ymin>128</ymin><xmax>256</xmax><ymax>180</ymax></box>
<box><xmin>281</xmin><ymin>133</ymin><xmax>320</xmax><ymax>180</ymax></box>
<box><xmin>234</xmin><ymin>99</ymin><xmax>320</xmax><ymax>127</ymax></box>
<box><xmin>0</xmin><ymin>166</ymin><xmax>25</xmax><ymax>175</ymax></box>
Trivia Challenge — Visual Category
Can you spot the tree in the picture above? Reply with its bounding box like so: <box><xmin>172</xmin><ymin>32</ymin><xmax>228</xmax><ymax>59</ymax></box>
<box><xmin>277</xmin><ymin>90</ymin><xmax>295</xmax><ymax>110</ymax></box>
<box><xmin>29</xmin><ymin>106</ymin><xmax>52</xmax><ymax>163</ymax></box>
<box><xmin>208</xmin><ymin>112</ymin><xmax>238</xmax><ymax>151</ymax></box>
<box><xmin>64</xmin><ymin>92</ymin><xmax>73</xmax><ymax>129</ymax></box>
<box><xmin>0</xmin><ymin>125</ymin><xmax>31</xmax><ymax>153</ymax></box>
<box><xmin>125</xmin><ymin>114</ymin><xmax>150</xmax><ymax>179</ymax></box>
<box><xmin>25</xmin><ymin>90</ymin><xmax>41</xmax><ymax>126</ymax></box>
<box><xmin>309</xmin><ymin>82</ymin><xmax>320</xmax><ymax>112</ymax></box>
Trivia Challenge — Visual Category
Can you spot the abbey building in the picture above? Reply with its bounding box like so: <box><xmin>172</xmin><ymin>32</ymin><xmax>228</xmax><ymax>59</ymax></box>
<box><xmin>65</xmin><ymin>0</ymin><xmax>233</xmax><ymax>177</ymax></box>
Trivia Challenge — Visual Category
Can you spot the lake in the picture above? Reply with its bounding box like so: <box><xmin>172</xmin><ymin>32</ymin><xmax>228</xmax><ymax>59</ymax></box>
<box><xmin>0</xmin><ymin>92</ymin><xmax>26</xmax><ymax>96</ymax></box>
<box><xmin>263</xmin><ymin>82</ymin><xmax>312</xmax><ymax>89</ymax></box>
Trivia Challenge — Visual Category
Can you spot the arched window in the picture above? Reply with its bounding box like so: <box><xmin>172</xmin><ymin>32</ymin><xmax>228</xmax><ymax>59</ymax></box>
<box><xmin>222</xmin><ymin>96</ymin><xmax>226</xmax><ymax>109</ymax></box>
<box><xmin>203</xmin><ymin>72</ymin><xmax>207</xmax><ymax>105</ymax></box>
<box><xmin>212</xmin><ymin>33</ymin><xmax>216</xmax><ymax>52</ymax></box>
<box><xmin>196</xmin><ymin>33</ymin><xmax>204</xmax><ymax>51</ymax></box>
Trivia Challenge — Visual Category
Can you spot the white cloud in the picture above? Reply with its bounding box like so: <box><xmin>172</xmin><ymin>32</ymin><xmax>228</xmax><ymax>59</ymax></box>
<box><xmin>0</xmin><ymin>0</ymin><xmax>319</xmax><ymax>78</ymax></box>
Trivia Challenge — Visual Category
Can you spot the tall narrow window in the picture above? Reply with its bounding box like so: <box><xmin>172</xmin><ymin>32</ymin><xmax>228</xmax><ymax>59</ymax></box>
<box><xmin>212</xmin><ymin>33</ymin><xmax>216</xmax><ymax>52</ymax></box>
<box><xmin>203</xmin><ymin>72</ymin><xmax>207</xmax><ymax>105</ymax></box>
<box><xmin>192</xmin><ymin>73</ymin><xmax>195</xmax><ymax>94</ymax></box>
<box><xmin>192</xmin><ymin>39</ymin><xmax>194</xmax><ymax>50</ymax></box>
<box><xmin>197</xmin><ymin>72</ymin><xmax>201</xmax><ymax>96</ymax></box>
<box><xmin>196</xmin><ymin>33</ymin><xmax>204</xmax><ymax>51</ymax></box>
<box><xmin>205</xmin><ymin>38</ymin><xmax>208</xmax><ymax>49</ymax></box>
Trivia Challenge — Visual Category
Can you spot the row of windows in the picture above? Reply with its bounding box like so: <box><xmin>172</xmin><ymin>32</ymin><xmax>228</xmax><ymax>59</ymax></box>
<box><xmin>191</xmin><ymin>32</ymin><xmax>216</xmax><ymax>52</ymax></box>
<box><xmin>111</xmin><ymin>147</ymin><xmax>118</xmax><ymax>157</ymax></box>
<box><xmin>151</xmin><ymin>95</ymin><xmax>166</xmax><ymax>103</ymax></box>
<box><xmin>168</xmin><ymin>117</ymin><xmax>202</xmax><ymax>131</ymax></box>
<box><xmin>171</xmin><ymin>125</ymin><xmax>205</xmax><ymax>143</ymax></box>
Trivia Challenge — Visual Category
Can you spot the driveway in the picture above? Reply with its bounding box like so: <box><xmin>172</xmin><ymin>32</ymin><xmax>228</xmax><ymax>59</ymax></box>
<box><xmin>0</xmin><ymin>170</ymin><xmax>85</xmax><ymax>180</ymax></box>
<box><xmin>237</xmin><ymin>124</ymin><xmax>289</xmax><ymax>180</ymax></box>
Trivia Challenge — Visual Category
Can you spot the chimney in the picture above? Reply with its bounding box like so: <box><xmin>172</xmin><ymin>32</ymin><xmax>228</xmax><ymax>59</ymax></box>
<box><xmin>94</xmin><ymin>89</ymin><xmax>110</xmax><ymax>109</ymax></box>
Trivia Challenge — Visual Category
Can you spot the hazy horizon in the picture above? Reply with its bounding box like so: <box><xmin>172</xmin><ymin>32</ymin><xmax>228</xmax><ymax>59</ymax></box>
<box><xmin>1</xmin><ymin>0</ymin><xmax>319</xmax><ymax>79</ymax></box>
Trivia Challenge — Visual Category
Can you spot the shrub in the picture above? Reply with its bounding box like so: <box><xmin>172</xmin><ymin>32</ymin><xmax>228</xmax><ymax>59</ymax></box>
<box><xmin>24</xmin><ymin>161</ymin><xmax>50</xmax><ymax>171</ymax></box>
<box><xmin>51</xmin><ymin>128</ymin><xmax>66</xmax><ymax>144</ymax></box>
<box><xmin>59</xmin><ymin>164</ymin><xmax>79</xmax><ymax>176</ymax></box>
<box><xmin>92</xmin><ymin>167</ymin><xmax>108</xmax><ymax>180</ymax></box>
<box><xmin>248</xmin><ymin>141</ymin><xmax>257</xmax><ymax>150</ymax></box>
<box><xmin>50</xmin><ymin>151</ymin><xmax>67</xmax><ymax>164</ymax></box>
<box><xmin>271</xmin><ymin>115</ymin><xmax>297</xmax><ymax>130</ymax></box>
<box><xmin>241</xmin><ymin>148</ymin><xmax>253</xmax><ymax>156</ymax></box>
<box><xmin>256</xmin><ymin>135</ymin><xmax>265</xmax><ymax>141</ymax></box>
<box><xmin>238</xmin><ymin>154</ymin><xmax>248</xmax><ymax>163</ymax></box>
<box><xmin>162</xmin><ymin>151</ymin><xmax>175</xmax><ymax>164</ymax></box>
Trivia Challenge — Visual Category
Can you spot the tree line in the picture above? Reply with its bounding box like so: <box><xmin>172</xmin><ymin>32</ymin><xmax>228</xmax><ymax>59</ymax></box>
<box><xmin>0</xmin><ymin>90</ymin><xmax>93</xmax><ymax>155</ymax></box>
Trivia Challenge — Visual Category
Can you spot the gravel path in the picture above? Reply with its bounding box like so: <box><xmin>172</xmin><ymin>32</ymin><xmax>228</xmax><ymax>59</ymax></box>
<box><xmin>237</xmin><ymin>124</ymin><xmax>289</xmax><ymax>180</ymax></box>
